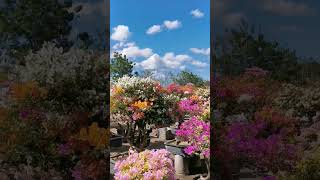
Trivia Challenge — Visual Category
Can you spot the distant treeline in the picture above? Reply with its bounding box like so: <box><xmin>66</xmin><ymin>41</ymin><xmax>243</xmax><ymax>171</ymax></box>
<box><xmin>214</xmin><ymin>20</ymin><xmax>320</xmax><ymax>83</ymax></box>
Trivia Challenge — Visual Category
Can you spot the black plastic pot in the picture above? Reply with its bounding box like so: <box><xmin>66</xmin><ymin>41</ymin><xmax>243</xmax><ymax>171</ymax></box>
<box><xmin>110</xmin><ymin>135</ymin><xmax>123</xmax><ymax>148</ymax></box>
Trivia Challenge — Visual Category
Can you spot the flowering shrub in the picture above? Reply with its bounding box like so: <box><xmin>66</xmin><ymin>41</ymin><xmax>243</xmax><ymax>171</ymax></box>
<box><xmin>223</xmin><ymin>108</ymin><xmax>300</xmax><ymax>173</ymax></box>
<box><xmin>1</xmin><ymin>42</ymin><xmax>109</xmax><ymax>179</ymax></box>
<box><xmin>273</xmin><ymin>83</ymin><xmax>320</xmax><ymax>124</ymax></box>
<box><xmin>114</xmin><ymin>149</ymin><xmax>175</xmax><ymax>180</ymax></box>
<box><xmin>213</xmin><ymin>67</ymin><xmax>278</xmax><ymax>121</ymax></box>
<box><xmin>176</xmin><ymin>117</ymin><xmax>210</xmax><ymax>158</ymax></box>
<box><xmin>111</xmin><ymin>76</ymin><xmax>174</xmax><ymax>150</ymax></box>
<box><xmin>12</xmin><ymin>42</ymin><xmax>108</xmax><ymax>113</ymax></box>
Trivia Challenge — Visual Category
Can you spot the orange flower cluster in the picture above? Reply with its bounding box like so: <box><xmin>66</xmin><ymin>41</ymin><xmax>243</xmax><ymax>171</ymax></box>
<box><xmin>76</xmin><ymin>123</ymin><xmax>109</xmax><ymax>150</ymax></box>
<box><xmin>131</xmin><ymin>100</ymin><xmax>151</xmax><ymax>110</ymax></box>
<box><xmin>9</xmin><ymin>81</ymin><xmax>47</xmax><ymax>102</ymax></box>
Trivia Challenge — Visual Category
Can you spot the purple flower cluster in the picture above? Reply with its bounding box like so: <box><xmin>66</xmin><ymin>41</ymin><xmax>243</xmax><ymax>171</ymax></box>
<box><xmin>224</xmin><ymin>120</ymin><xmax>299</xmax><ymax>172</ymax></box>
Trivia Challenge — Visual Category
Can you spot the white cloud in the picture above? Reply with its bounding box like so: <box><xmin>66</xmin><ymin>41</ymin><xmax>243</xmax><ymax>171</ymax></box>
<box><xmin>112</xmin><ymin>42</ymin><xmax>153</xmax><ymax>58</ymax></box>
<box><xmin>139</xmin><ymin>54</ymin><xmax>162</xmax><ymax>69</ymax></box>
<box><xmin>162</xmin><ymin>53</ymin><xmax>191</xmax><ymax>68</ymax></box>
<box><xmin>191</xmin><ymin>60</ymin><xmax>208</xmax><ymax>68</ymax></box>
<box><xmin>190</xmin><ymin>9</ymin><xmax>204</xmax><ymax>18</ymax></box>
<box><xmin>190</xmin><ymin>48</ymin><xmax>210</xmax><ymax>56</ymax></box>
<box><xmin>146</xmin><ymin>25</ymin><xmax>162</xmax><ymax>35</ymax></box>
<box><xmin>163</xmin><ymin>20</ymin><xmax>182</xmax><ymax>30</ymax></box>
<box><xmin>120</xmin><ymin>46</ymin><xmax>153</xmax><ymax>58</ymax></box>
<box><xmin>111</xmin><ymin>25</ymin><xmax>131</xmax><ymax>42</ymax></box>
<box><xmin>112</xmin><ymin>42</ymin><xmax>135</xmax><ymax>50</ymax></box>
<box><xmin>138</xmin><ymin>52</ymin><xmax>206</xmax><ymax>70</ymax></box>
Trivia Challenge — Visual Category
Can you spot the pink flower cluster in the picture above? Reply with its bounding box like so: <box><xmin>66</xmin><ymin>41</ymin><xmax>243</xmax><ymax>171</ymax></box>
<box><xmin>166</xmin><ymin>83</ymin><xmax>193</xmax><ymax>95</ymax></box>
<box><xmin>114</xmin><ymin>149</ymin><xmax>175</xmax><ymax>180</ymax></box>
<box><xmin>175</xmin><ymin>117</ymin><xmax>210</xmax><ymax>158</ymax></box>
<box><xmin>178</xmin><ymin>99</ymin><xmax>201</xmax><ymax>115</ymax></box>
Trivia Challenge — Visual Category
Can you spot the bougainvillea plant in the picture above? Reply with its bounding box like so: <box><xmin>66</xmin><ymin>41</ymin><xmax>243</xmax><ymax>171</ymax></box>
<box><xmin>223</xmin><ymin>108</ymin><xmax>300</xmax><ymax>173</ymax></box>
<box><xmin>175</xmin><ymin>117</ymin><xmax>210</xmax><ymax>158</ymax></box>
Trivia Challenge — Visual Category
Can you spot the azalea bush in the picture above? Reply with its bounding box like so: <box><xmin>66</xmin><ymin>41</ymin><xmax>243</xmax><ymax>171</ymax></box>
<box><xmin>114</xmin><ymin>149</ymin><xmax>175</xmax><ymax>180</ymax></box>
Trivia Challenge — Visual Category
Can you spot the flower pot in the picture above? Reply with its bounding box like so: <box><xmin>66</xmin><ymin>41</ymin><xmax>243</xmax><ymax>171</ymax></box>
<box><xmin>164</xmin><ymin>139</ymin><xmax>190</xmax><ymax>175</ymax></box>
<box><xmin>158</xmin><ymin>127</ymin><xmax>175</xmax><ymax>141</ymax></box>
<box><xmin>110</xmin><ymin>135</ymin><xmax>123</xmax><ymax>148</ymax></box>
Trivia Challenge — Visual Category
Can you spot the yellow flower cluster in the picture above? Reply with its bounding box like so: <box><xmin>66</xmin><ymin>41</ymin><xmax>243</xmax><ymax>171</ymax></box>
<box><xmin>77</xmin><ymin>122</ymin><xmax>109</xmax><ymax>149</ymax></box>
<box><xmin>113</xmin><ymin>86</ymin><xmax>124</xmax><ymax>95</ymax></box>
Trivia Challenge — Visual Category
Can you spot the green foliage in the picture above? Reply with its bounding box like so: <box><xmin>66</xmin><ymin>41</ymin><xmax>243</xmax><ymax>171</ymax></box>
<box><xmin>110</xmin><ymin>52</ymin><xmax>135</xmax><ymax>81</ymax></box>
<box><xmin>0</xmin><ymin>0</ymin><xmax>75</xmax><ymax>51</ymax></box>
<box><xmin>172</xmin><ymin>70</ymin><xmax>206</xmax><ymax>87</ymax></box>
<box><xmin>278</xmin><ymin>148</ymin><xmax>320</xmax><ymax>180</ymax></box>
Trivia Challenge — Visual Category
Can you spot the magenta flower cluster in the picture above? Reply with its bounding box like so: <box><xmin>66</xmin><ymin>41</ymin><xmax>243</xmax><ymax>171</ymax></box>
<box><xmin>178</xmin><ymin>99</ymin><xmax>201</xmax><ymax>115</ymax></box>
<box><xmin>175</xmin><ymin>117</ymin><xmax>210</xmax><ymax>158</ymax></box>
<box><xmin>224</xmin><ymin>120</ymin><xmax>298</xmax><ymax>172</ymax></box>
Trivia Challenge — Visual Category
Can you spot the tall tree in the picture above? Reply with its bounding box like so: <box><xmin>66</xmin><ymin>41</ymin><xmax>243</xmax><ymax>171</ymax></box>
<box><xmin>0</xmin><ymin>0</ymin><xmax>76</xmax><ymax>52</ymax></box>
<box><xmin>172</xmin><ymin>70</ymin><xmax>206</xmax><ymax>87</ymax></box>
<box><xmin>110</xmin><ymin>52</ymin><xmax>135</xmax><ymax>81</ymax></box>
<box><xmin>215</xmin><ymin>20</ymin><xmax>300</xmax><ymax>81</ymax></box>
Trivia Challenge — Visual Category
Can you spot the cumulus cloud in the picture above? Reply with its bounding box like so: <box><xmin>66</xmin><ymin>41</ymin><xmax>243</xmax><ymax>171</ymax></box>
<box><xmin>190</xmin><ymin>48</ymin><xmax>210</xmax><ymax>56</ymax></box>
<box><xmin>146</xmin><ymin>25</ymin><xmax>162</xmax><ymax>35</ymax></box>
<box><xmin>120</xmin><ymin>46</ymin><xmax>153</xmax><ymax>58</ymax></box>
<box><xmin>191</xmin><ymin>60</ymin><xmax>208</xmax><ymax>68</ymax></box>
<box><xmin>111</xmin><ymin>25</ymin><xmax>131</xmax><ymax>42</ymax></box>
<box><xmin>261</xmin><ymin>0</ymin><xmax>315</xmax><ymax>16</ymax></box>
<box><xmin>139</xmin><ymin>54</ymin><xmax>162</xmax><ymax>70</ymax></box>
<box><xmin>190</xmin><ymin>9</ymin><xmax>205</xmax><ymax>18</ymax></box>
<box><xmin>163</xmin><ymin>20</ymin><xmax>182</xmax><ymax>30</ymax></box>
<box><xmin>112</xmin><ymin>42</ymin><xmax>153</xmax><ymax>58</ymax></box>
<box><xmin>138</xmin><ymin>52</ymin><xmax>207</xmax><ymax>70</ymax></box>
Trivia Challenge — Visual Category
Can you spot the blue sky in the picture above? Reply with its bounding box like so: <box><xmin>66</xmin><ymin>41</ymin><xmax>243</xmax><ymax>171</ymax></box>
<box><xmin>110</xmin><ymin>0</ymin><xmax>210</xmax><ymax>80</ymax></box>
<box><xmin>214</xmin><ymin>0</ymin><xmax>320</xmax><ymax>59</ymax></box>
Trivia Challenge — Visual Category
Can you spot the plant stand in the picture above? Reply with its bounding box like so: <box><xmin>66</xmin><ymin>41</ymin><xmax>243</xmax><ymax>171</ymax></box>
<box><xmin>174</xmin><ymin>154</ymin><xmax>189</xmax><ymax>175</ymax></box>
<box><xmin>158</xmin><ymin>127</ymin><xmax>175</xmax><ymax>141</ymax></box>
<box><xmin>164</xmin><ymin>139</ymin><xmax>190</xmax><ymax>176</ymax></box>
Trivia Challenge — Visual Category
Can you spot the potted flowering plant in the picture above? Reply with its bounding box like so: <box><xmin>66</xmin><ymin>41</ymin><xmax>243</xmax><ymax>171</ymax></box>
<box><xmin>111</xmin><ymin>76</ymin><xmax>173</xmax><ymax>151</ymax></box>
<box><xmin>113</xmin><ymin>149</ymin><xmax>175</xmax><ymax>180</ymax></box>
<box><xmin>175</xmin><ymin>117</ymin><xmax>210</xmax><ymax>179</ymax></box>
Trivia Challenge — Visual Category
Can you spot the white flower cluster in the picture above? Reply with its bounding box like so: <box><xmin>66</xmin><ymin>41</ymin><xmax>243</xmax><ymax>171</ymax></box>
<box><xmin>13</xmin><ymin>42</ymin><xmax>107</xmax><ymax>87</ymax></box>
<box><xmin>274</xmin><ymin>83</ymin><xmax>320</xmax><ymax>120</ymax></box>
<box><xmin>12</xmin><ymin>42</ymin><xmax>108</xmax><ymax>112</ymax></box>
<box><xmin>114</xmin><ymin>75</ymin><xmax>156</xmax><ymax>90</ymax></box>
<box><xmin>163</xmin><ymin>94</ymin><xmax>181</xmax><ymax>105</ymax></box>
<box><xmin>194</xmin><ymin>87</ymin><xmax>210</xmax><ymax>98</ymax></box>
